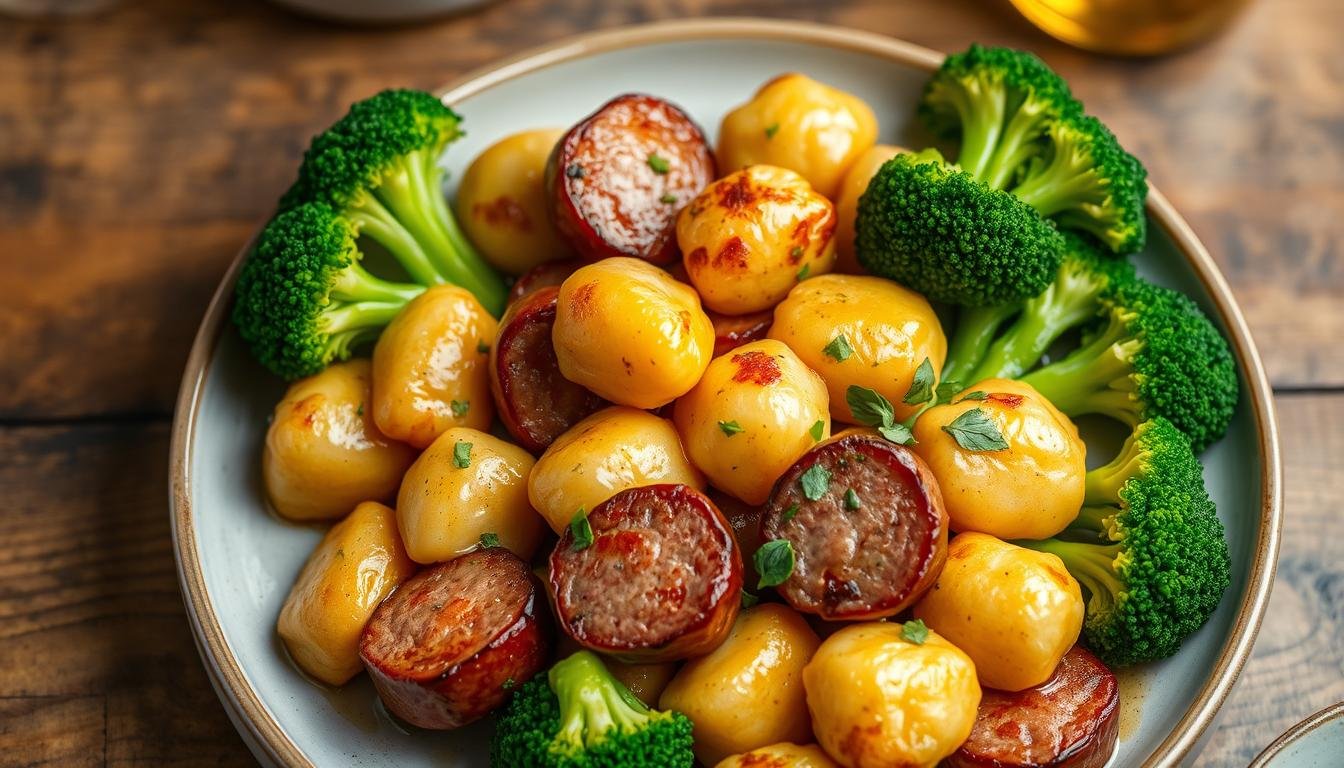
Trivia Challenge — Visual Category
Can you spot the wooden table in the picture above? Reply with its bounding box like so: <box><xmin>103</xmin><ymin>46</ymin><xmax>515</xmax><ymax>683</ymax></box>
<box><xmin>1</xmin><ymin>0</ymin><xmax>1340</xmax><ymax>764</ymax></box>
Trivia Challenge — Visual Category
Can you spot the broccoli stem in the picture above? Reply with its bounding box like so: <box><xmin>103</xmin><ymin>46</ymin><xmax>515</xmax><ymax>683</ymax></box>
<box><xmin>549</xmin><ymin>651</ymin><xmax>651</xmax><ymax>753</ymax></box>
<box><xmin>373</xmin><ymin>149</ymin><xmax>507</xmax><ymax>316</ymax></box>
<box><xmin>330</xmin><ymin>260</ymin><xmax>427</xmax><ymax>305</ymax></box>
<box><xmin>951</xmin><ymin>81</ymin><xmax>1006</xmax><ymax>180</ymax></box>
<box><xmin>970</xmin><ymin>266</ymin><xmax>1105</xmax><ymax>381</ymax></box>
<box><xmin>1083</xmin><ymin>437</ymin><xmax>1145</xmax><ymax>507</ymax></box>
<box><xmin>981</xmin><ymin>99</ymin><xmax>1052</xmax><ymax>191</ymax></box>
<box><xmin>1019</xmin><ymin>317</ymin><xmax>1140</xmax><ymax>420</ymax></box>
<box><xmin>346</xmin><ymin>193</ymin><xmax>446</xmax><ymax>288</ymax></box>
<box><xmin>1010</xmin><ymin>140</ymin><xmax>1106</xmax><ymax>218</ymax></box>
<box><xmin>942</xmin><ymin>303</ymin><xmax>1019</xmax><ymax>384</ymax></box>
<box><xmin>1067</xmin><ymin>504</ymin><xmax>1121</xmax><ymax>541</ymax></box>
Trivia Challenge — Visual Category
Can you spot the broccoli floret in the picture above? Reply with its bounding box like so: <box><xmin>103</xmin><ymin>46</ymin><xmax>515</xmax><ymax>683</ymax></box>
<box><xmin>491</xmin><ymin>651</ymin><xmax>694</xmax><ymax>768</ymax></box>
<box><xmin>950</xmin><ymin>232</ymin><xmax>1136</xmax><ymax>382</ymax></box>
<box><xmin>1010</xmin><ymin>112</ymin><xmax>1149</xmax><ymax>255</ymax></box>
<box><xmin>232</xmin><ymin>202</ymin><xmax>427</xmax><ymax>379</ymax></box>
<box><xmin>920</xmin><ymin>43</ymin><xmax>1079</xmax><ymax>191</ymax></box>
<box><xmin>1019</xmin><ymin>418</ymin><xmax>1230</xmax><ymax>666</ymax></box>
<box><xmin>1019</xmin><ymin>278</ymin><xmax>1238</xmax><ymax>452</ymax></box>
<box><xmin>855</xmin><ymin>149</ymin><xmax>1065</xmax><ymax>305</ymax></box>
<box><xmin>281</xmin><ymin>89</ymin><xmax>506</xmax><ymax>315</ymax></box>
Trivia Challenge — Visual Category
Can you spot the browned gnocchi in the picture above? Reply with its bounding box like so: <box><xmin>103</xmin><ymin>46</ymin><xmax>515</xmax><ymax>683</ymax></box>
<box><xmin>678</xmin><ymin>165</ymin><xmax>837</xmax><ymax>315</ymax></box>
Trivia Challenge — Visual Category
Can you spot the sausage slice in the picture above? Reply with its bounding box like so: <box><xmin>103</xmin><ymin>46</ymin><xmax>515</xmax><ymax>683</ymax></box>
<box><xmin>549</xmin><ymin>484</ymin><xmax>741</xmax><ymax>662</ymax></box>
<box><xmin>946</xmin><ymin>645</ymin><xmax>1120</xmax><ymax>768</ymax></box>
<box><xmin>358</xmin><ymin>549</ymin><xmax>551</xmax><ymax>729</ymax></box>
<box><xmin>547</xmin><ymin>94</ymin><xmax>716</xmax><ymax>265</ymax></box>
<box><xmin>490</xmin><ymin>285</ymin><xmax>607</xmax><ymax>453</ymax></box>
<box><xmin>507</xmin><ymin>258</ymin><xmax>581</xmax><ymax>305</ymax></box>
<box><xmin>760</xmin><ymin>430</ymin><xmax>947</xmax><ymax>621</ymax></box>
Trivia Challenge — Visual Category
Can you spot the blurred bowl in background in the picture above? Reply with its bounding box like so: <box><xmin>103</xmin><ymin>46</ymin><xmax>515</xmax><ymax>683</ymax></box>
<box><xmin>1008</xmin><ymin>0</ymin><xmax>1253</xmax><ymax>56</ymax></box>
<box><xmin>268</xmin><ymin>0</ymin><xmax>492</xmax><ymax>24</ymax></box>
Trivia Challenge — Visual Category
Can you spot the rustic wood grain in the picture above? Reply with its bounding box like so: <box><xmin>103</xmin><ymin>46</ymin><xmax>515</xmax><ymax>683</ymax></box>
<box><xmin>0</xmin><ymin>0</ymin><xmax>1339</xmax><ymax>765</ymax></box>
<box><xmin>0</xmin><ymin>0</ymin><xmax>1340</xmax><ymax>420</ymax></box>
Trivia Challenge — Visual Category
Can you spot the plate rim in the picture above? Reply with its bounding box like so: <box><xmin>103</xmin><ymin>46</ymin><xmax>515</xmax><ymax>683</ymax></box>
<box><xmin>168</xmin><ymin>16</ymin><xmax>1283</xmax><ymax>768</ymax></box>
<box><xmin>1249</xmin><ymin>701</ymin><xmax>1344</xmax><ymax>767</ymax></box>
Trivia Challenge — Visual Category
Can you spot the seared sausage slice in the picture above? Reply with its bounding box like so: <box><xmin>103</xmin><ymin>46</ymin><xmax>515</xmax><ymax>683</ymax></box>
<box><xmin>490</xmin><ymin>285</ymin><xmax>607</xmax><ymax>453</ymax></box>
<box><xmin>946</xmin><ymin>645</ymin><xmax>1119</xmax><ymax>768</ymax></box>
<box><xmin>359</xmin><ymin>549</ymin><xmax>551</xmax><ymax>729</ymax></box>
<box><xmin>508</xmin><ymin>258</ymin><xmax>581</xmax><ymax>305</ymax></box>
<box><xmin>760</xmin><ymin>430</ymin><xmax>947</xmax><ymax>621</ymax></box>
<box><xmin>549</xmin><ymin>483</ymin><xmax>741</xmax><ymax>662</ymax></box>
<box><xmin>547</xmin><ymin>94</ymin><xmax>715</xmax><ymax>265</ymax></box>
<box><xmin>708</xmin><ymin>308</ymin><xmax>774</xmax><ymax>357</ymax></box>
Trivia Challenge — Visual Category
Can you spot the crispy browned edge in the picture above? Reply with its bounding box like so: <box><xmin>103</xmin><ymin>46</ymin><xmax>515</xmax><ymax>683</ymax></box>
<box><xmin>167</xmin><ymin>17</ymin><xmax>1283</xmax><ymax>768</ymax></box>
<box><xmin>1247</xmin><ymin>702</ymin><xmax>1344</xmax><ymax>767</ymax></box>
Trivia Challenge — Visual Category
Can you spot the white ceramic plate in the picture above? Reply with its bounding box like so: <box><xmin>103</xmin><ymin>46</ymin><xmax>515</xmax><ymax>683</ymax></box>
<box><xmin>1249</xmin><ymin>703</ymin><xmax>1344</xmax><ymax>768</ymax></box>
<box><xmin>170</xmin><ymin>18</ymin><xmax>1282</xmax><ymax>768</ymax></box>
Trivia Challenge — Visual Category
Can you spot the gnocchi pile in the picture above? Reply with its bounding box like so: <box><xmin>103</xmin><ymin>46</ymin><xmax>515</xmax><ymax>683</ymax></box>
<box><xmin>235</xmin><ymin>43</ymin><xmax>1235</xmax><ymax>768</ymax></box>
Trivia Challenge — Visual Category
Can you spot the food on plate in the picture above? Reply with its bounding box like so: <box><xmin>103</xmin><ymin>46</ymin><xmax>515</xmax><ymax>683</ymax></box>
<box><xmin>527</xmin><ymin>405</ymin><xmax>705</xmax><ymax>534</ymax></box>
<box><xmin>261</xmin><ymin>359</ymin><xmax>415</xmax><ymax>521</ymax></box>
<box><xmin>552</xmin><ymin>257</ymin><xmax>715</xmax><ymax>408</ymax></box>
<box><xmin>549</xmin><ymin>484</ymin><xmax>741</xmax><ymax>662</ymax></box>
<box><xmin>491</xmin><ymin>650</ymin><xmax>695</xmax><ymax>766</ymax></box>
<box><xmin>832</xmin><ymin>144</ymin><xmax>904</xmax><ymax>274</ymax></box>
<box><xmin>491</xmin><ymin>285</ymin><xmax>607</xmax><ymax>453</ymax></box>
<box><xmin>717</xmin><ymin>73</ymin><xmax>877</xmax><ymax>200</ymax></box>
<box><xmin>1019</xmin><ymin>417</ymin><xmax>1230</xmax><ymax>665</ymax></box>
<box><xmin>548</xmin><ymin>93</ymin><xmax>716</xmax><ymax>265</ymax></box>
<box><xmin>660</xmin><ymin>604</ymin><xmax>822</xmax><ymax>766</ymax></box>
<box><xmin>277</xmin><ymin>501</ymin><xmax>415</xmax><ymax>686</ymax></box>
<box><xmin>708</xmin><ymin>307</ymin><xmax>774</xmax><ymax>357</ymax></box>
<box><xmin>803</xmin><ymin>622</ymin><xmax>981</xmax><ymax>768</ymax></box>
<box><xmin>760</xmin><ymin>431</ymin><xmax>947</xmax><ymax>621</ymax></box>
<box><xmin>673</xmin><ymin>339</ymin><xmax>831</xmax><ymax>505</ymax></box>
<box><xmin>370</xmin><ymin>285</ymin><xmax>496</xmax><ymax>448</ymax></box>
<box><xmin>232</xmin><ymin>92</ymin><xmax>505</xmax><ymax>378</ymax></box>
<box><xmin>941</xmin><ymin>232</ymin><xmax>1134</xmax><ymax>383</ymax></box>
<box><xmin>1019</xmin><ymin>279</ymin><xmax>1237</xmax><ymax>452</ymax></box>
<box><xmin>911</xmin><ymin>379</ymin><xmax>1087</xmax><ymax>540</ymax></box>
<box><xmin>715</xmin><ymin>743</ymin><xmax>840</xmax><ymax>768</ymax></box>
<box><xmin>237</xmin><ymin>50</ymin><xmax>1244</xmax><ymax>761</ymax></box>
<box><xmin>677</xmin><ymin>165</ymin><xmax>837</xmax><ymax>315</ymax></box>
<box><xmin>359</xmin><ymin>548</ymin><xmax>551</xmax><ymax>729</ymax></box>
<box><xmin>395</xmin><ymin>427</ymin><xmax>543</xmax><ymax>563</ymax></box>
<box><xmin>768</xmin><ymin>274</ymin><xmax>945</xmax><ymax>424</ymax></box>
<box><xmin>455</xmin><ymin>128</ymin><xmax>572</xmax><ymax>274</ymax></box>
<box><xmin>509</xmin><ymin>257</ymin><xmax>581</xmax><ymax>304</ymax></box>
<box><xmin>919</xmin><ymin>45</ymin><xmax>1147</xmax><ymax>255</ymax></box>
<box><xmin>914</xmin><ymin>532</ymin><xmax>1084</xmax><ymax>691</ymax></box>
<box><xmin>945</xmin><ymin>645</ymin><xmax>1119</xmax><ymax>768</ymax></box>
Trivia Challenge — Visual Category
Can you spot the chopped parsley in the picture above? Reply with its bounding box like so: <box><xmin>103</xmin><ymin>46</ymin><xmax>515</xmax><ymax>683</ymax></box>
<box><xmin>450</xmin><ymin>399</ymin><xmax>470</xmax><ymax>417</ymax></box>
<box><xmin>901</xmin><ymin>619</ymin><xmax>929</xmax><ymax>645</ymax></box>
<box><xmin>647</xmin><ymin>153</ymin><xmax>670</xmax><ymax>174</ymax></box>
<box><xmin>844</xmin><ymin>488</ymin><xmax>862</xmax><ymax>511</ymax></box>
<box><xmin>764</xmin><ymin>123</ymin><xmax>781</xmax><ymax>139</ymax></box>
<box><xmin>569</xmin><ymin>508</ymin><xmax>594</xmax><ymax>550</ymax></box>
<box><xmin>753</xmin><ymin>540</ymin><xmax>795</xmax><ymax>588</ymax></box>
<box><xmin>452</xmin><ymin>440</ymin><xmax>473</xmax><ymax>468</ymax></box>
<box><xmin>823</xmin><ymin>334</ymin><xmax>853</xmax><ymax>362</ymax></box>
<box><xmin>808</xmin><ymin>419</ymin><xmax>826</xmax><ymax>442</ymax></box>
<box><xmin>799</xmin><ymin>464</ymin><xmax>832</xmax><ymax>501</ymax></box>
<box><xmin>479</xmin><ymin>532</ymin><xmax>502</xmax><ymax>549</ymax></box>
<box><xmin>942</xmin><ymin>408</ymin><xmax>1009</xmax><ymax>451</ymax></box>
<box><xmin>903</xmin><ymin>358</ymin><xmax>935</xmax><ymax>405</ymax></box>
<box><xmin>718</xmin><ymin>420</ymin><xmax>745</xmax><ymax>436</ymax></box>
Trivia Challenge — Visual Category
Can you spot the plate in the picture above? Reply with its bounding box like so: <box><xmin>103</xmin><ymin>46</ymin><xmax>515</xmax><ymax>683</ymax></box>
<box><xmin>1249</xmin><ymin>702</ymin><xmax>1344</xmax><ymax>768</ymax></box>
<box><xmin>169</xmin><ymin>18</ymin><xmax>1283</xmax><ymax>768</ymax></box>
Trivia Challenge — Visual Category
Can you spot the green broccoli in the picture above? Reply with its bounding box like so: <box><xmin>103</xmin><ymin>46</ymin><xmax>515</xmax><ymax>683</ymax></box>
<box><xmin>232</xmin><ymin>202</ymin><xmax>428</xmax><ymax>379</ymax></box>
<box><xmin>491</xmin><ymin>651</ymin><xmax>694</xmax><ymax>768</ymax></box>
<box><xmin>1018</xmin><ymin>417</ymin><xmax>1230</xmax><ymax>666</ymax></box>
<box><xmin>943</xmin><ymin>232</ymin><xmax>1136</xmax><ymax>383</ymax></box>
<box><xmin>280</xmin><ymin>88</ymin><xmax>506</xmax><ymax>315</ymax></box>
<box><xmin>855</xmin><ymin>149</ymin><xmax>1065</xmax><ymax>305</ymax></box>
<box><xmin>920</xmin><ymin>43</ymin><xmax>1079</xmax><ymax>191</ymax></box>
<box><xmin>1018</xmin><ymin>278</ymin><xmax>1238</xmax><ymax>452</ymax></box>
<box><xmin>1009</xmin><ymin>113</ymin><xmax>1148</xmax><ymax>255</ymax></box>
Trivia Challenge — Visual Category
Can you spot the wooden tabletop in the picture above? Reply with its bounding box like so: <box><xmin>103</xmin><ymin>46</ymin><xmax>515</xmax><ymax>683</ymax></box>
<box><xmin>2</xmin><ymin>0</ymin><xmax>1340</xmax><ymax>764</ymax></box>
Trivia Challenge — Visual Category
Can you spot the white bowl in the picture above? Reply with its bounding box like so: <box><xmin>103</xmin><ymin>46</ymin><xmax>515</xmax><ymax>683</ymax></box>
<box><xmin>170</xmin><ymin>18</ymin><xmax>1283</xmax><ymax>768</ymax></box>
<box><xmin>1250</xmin><ymin>703</ymin><xmax>1344</xmax><ymax>768</ymax></box>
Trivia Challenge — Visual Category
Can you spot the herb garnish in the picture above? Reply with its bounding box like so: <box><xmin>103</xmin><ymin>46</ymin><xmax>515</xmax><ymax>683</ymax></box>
<box><xmin>754</xmin><ymin>540</ymin><xmax>795</xmax><ymax>588</ymax></box>
<box><xmin>942</xmin><ymin>408</ymin><xmax>1009</xmax><ymax>451</ymax></box>
<box><xmin>569</xmin><ymin>508</ymin><xmax>594</xmax><ymax>550</ymax></box>
<box><xmin>823</xmin><ymin>334</ymin><xmax>853</xmax><ymax>362</ymax></box>
<box><xmin>453</xmin><ymin>440</ymin><xmax>473</xmax><ymax>468</ymax></box>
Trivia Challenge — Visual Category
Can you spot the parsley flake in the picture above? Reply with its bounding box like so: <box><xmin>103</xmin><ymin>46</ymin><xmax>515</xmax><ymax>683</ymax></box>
<box><xmin>901</xmin><ymin>618</ymin><xmax>929</xmax><ymax>645</ymax></box>
<box><xmin>477</xmin><ymin>339</ymin><xmax>491</xmax><ymax>355</ymax></box>
<box><xmin>764</xmin><ymin>123</ymin><xmax>781</xmax><ymax>139</ymax></box>
<box><xmin>452</xmin><ymin>440</ymin><xmax>473</xmax><ymax>468</ymax></box>
<box><xmin>799</xmin><ymin>464</ymin><xmax>832</xmax><ymax>501</ymax></box>
<box><xmin>753</xmin><ymin>540</ymin><xmax>795</xmax><ymax>588</ymax></box>
<box><xmin>823</xmin><ymin>334</ymin><xmax>853</xmax><ymax>362</ymax></box>
<box><xmin>942</xmin><ymin>408</ymin><xmax>1009</xmax><ymax>451</ymax></box>
<box><xmin>479</xmin><ymin>532</ymin><xmax>502</xmax><ymax>549</ymax></box>
<box><xmin>808</xmin><ymin>419</ymin><xmax>826</xmax><ymax>442</ymax></box>
<box><xmin>903</xmin><ymin>358</ymin><xmax>935</xmax><ymax>405</ymax></box>
<box><xmin>660</xmin><ymin>193</ymin><xmax>678</xmax><ymax>204</ymax></box>
<box><xmin>569</xmin><ymin>508</ymin><xmax>594</xmax><ymax>550</ymax></box>
<box><xmin>846</xmin><ymin>385</ymin><xmax>916</xmax><ymax>446</ymax></box>
<box><xmin>781</xmin><ymin>502</ymin><xmax>800</xmax><ymax>522</ymax></box>
<box><xmin>796</xmin><ymin>263</ymin><xmax>811</xmax><ymax>281</ymax></box>
<box><xmin>844</xmin><ymin>488</ymin><xmax>862</xmax><ymax>510</ymax></box>
<box><xmin>740</xmin><ymin>590</ymin><xmax>760</xmax><ymax>609</ymax></box>
<box><xmin>718</xmin><ymin>420</ymin><xmax>745</xmax><ymax>436</ymax></box>
<box><xmin>450</xmin><ymin>399</ymin><xmax>470</xmax><ymax>417</ymax></box>
<box><xmin>647</xmin><ymin>153</ymin><xmax>670</xmax><ymax>174</ymax></box>
<box><xmin>960</xmin><ymin>390</ymin><xmax>987</xmax><ymax>401</ymax></box>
